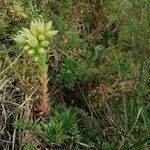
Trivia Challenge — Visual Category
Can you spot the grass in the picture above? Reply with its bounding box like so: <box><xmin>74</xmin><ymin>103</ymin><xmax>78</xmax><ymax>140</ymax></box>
<box><xmin>0</xmin><ymin>0</ymin><xmax>150</xmax><ymax>149</ymax></box>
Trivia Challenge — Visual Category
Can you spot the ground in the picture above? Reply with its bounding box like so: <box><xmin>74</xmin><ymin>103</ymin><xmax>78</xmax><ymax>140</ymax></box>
<box><xmin>0</xmin><ymin>0</ymin><xmax>150</xmax><ymax>149</ymax></box>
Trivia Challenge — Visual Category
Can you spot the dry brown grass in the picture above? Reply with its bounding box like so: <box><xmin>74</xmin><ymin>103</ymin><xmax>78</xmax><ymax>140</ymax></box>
<box><xmin>0</xmin><ymin>50</ymin><xmax>40</xmax><ymax>149</ymax></box>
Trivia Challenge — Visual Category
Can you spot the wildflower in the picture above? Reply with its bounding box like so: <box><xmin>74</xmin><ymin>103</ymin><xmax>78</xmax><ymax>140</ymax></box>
<box><xmin>14</xmin><ymin>19</ymin><xmax>58</xmax><ymax>117</ymax></box>
<box><xmin>14</xmin><ymin>19</ymin><xmax>58</xmax><ymax>61</ymax></box>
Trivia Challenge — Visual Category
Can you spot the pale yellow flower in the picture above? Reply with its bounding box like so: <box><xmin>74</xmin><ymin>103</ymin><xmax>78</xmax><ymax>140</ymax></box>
<box><xmin>14</xmin><ymin>19</ymin><xmax>58</xmax><ymax>61</ymax></box>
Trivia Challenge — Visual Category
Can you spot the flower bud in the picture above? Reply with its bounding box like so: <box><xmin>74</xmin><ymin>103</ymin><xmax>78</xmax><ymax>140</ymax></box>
<box><xmin>14</xmin><ymin>34</ymin><xmax>26</xmax><ymax>45</ymax></box>
<box><xmin>41</xmin><ymin>40</ymin><xmax>49</xmax><ymax>47</ymax></box>
<box><xmin>34</xmin><ymin>56</ymin><xmax>39</xmax><ymax>62</ymax></box>
<box><xmin>30</xmin><ymin>21</ymin><xmax>38</xmax><ymax>37</ymax></box>
<box><xmin>24</xmin><ymin>45</ymin><xmax>30</xmax><ymax>50</ymax></box>
<box><xmin>38</xmin><ymin>48</ymin><xmax>45</xmax><ymax>54</ymax></box>
<box><xmin>36</xmin><ymin>20</ymin><xmax>45</xmax><ymax>34</ymax></box>
<box><xmin>46</xmin><ymin>30</ymin><xmax>58</xmax><ymax>38</ymax></box>
<box><xmin>27</xmin><ymin>36</ymin><xmax>38</xmax><ymax>47</ymax></box>
<box><xmin>28</xmin><ymin>49</ymin><xmax>34</xmax><ymax>56</ymax></box>
<box><xmin>38</xmin><ymin>34</ymin><xmax>46</xmax><ymax>41</ymax></box>
<box><xmin>45</xmin><ymin>21</ymin><xmax>52</xmax><ymax>31</ymax></box>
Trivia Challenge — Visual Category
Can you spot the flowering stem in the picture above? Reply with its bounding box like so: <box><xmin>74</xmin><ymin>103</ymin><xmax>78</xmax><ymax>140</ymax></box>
<box><xmin>38</xmin><ymin>54</ymin><xmax>50</xmax><ymax>116</ymax></box>
<box><xmin>14</xmin><ymin>19</ymin><xmax>58</xmax><ymax>117</ymax></box>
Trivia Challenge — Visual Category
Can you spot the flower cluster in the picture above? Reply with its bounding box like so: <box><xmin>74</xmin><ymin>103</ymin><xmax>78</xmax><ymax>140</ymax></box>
<box><xmin>14</xmin><ymin>20</ymin><xmax>58</xmax><ymax>61</ymax></box>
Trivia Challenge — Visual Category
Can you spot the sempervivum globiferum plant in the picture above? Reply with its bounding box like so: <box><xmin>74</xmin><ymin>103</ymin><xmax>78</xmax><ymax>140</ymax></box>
<box><xmin>14</xmin><ymin>19</ymin><xmax>58</xmax><ymax>116</ymax></box>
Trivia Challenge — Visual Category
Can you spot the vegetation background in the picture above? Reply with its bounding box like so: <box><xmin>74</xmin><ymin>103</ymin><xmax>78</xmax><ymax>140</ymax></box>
<box><xmin>0</xmin><ymin>0</ymin><xmax>150</xmax><ymax>149</ymax></box>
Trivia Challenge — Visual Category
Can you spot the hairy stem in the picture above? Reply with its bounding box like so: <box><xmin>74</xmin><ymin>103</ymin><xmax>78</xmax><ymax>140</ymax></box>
<box><xmin>38</xmin><ymin>54</ymin><xmax>50</xmax><ymax>117</ymax></box>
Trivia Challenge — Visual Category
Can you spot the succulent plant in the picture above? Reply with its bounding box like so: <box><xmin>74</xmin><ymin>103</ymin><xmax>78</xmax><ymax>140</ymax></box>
<box><xmin>14</xmin><ymin>19</ymin><xmax>58</xmax><ymax>117</ymax></box>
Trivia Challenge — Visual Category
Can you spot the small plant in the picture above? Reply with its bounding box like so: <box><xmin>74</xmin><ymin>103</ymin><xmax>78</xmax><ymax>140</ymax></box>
<box><xmin>13</xmin><ymin>105</ymin><xmax>82</xmax><ymax>145</ymax></box>
<box><xmin>13</xmin><ymin>119</ymin><xmax>42</xmax><ymax>133</ymax></box>
<box><xmin>41</xmin><ymin>105</ymin><xmax>81</xmax><ymax>144</ymax></box>
<box><xmin>14</xmin><ymin>19</ymin><xmax>58</xmax><ymax>116</ymax></box>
